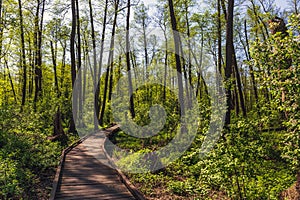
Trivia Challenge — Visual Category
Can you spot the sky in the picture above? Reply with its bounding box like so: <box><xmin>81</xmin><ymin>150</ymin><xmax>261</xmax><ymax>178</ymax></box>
<box><xmin>139</xmin><ymin>0</ymin><xmax>290</xmax><ymax>15</ymax></box>
<box><xmin>274</xmin><ymin>0</ymin><xmax>289</xmax><ymax>9</ymax></box>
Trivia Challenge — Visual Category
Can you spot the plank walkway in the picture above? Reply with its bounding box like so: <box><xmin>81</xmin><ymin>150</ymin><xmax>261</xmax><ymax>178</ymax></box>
<box><xmin>50</xmin><ymin>126</ymin><xmax>139</xmax><ymax>200</ymax></box>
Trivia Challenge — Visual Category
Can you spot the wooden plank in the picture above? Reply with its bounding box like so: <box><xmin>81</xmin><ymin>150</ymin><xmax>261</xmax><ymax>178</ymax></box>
<box><xmin>102</xmin><ymin>136</ymin><xmax>146</xmax><ymax>200</ymax></box>
<box><xmin>55</xmin><ymin>192</ymin><xmax>136</xmax><ymax>200</ymax></box>
<box><xmin>50</xmin><ymin>125</ymin><xmax>139</xmax><ymax>200</ymax></box>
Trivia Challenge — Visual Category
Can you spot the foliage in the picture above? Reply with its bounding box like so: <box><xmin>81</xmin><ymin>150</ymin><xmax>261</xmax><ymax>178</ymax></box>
<box><xmin>0</xmin><ymin>105</ymin><xmax>67</xmax><ymax>199</ymax></box>
<box><xmin>251</xmin><ymin>14</ymin><xmax>300</xmax><ymax>170</ymax></box>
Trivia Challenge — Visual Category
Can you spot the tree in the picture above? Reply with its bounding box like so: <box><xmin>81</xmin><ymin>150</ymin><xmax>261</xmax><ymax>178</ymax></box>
<box><xmin>33</xmin><ymin>0</ymin><xmax>45</xmax><ymax>106</ymax></box>
<box><xmin>168</xmin><ymin>0</ymin><xmax>185</xmax><ymax>116</ymax></box>
<box><xmin>18</xmin><ymin>0</ymin><xmax>27</xmax><ymax>108</ymax></box>
<box><xmin>99</xmin><ymin>0</ymin><xmax>119</xmax><ymax>126</ymax></box>
<box><xmin>155</xmin><ymin>3</ymin><xmax>169</xmax><ymax>100</ymax></box>
<box><xmin>88</xmin><ymin>0</ymin><xmax>99</xmax><ymax>130</ymax></box>
<box><xmin>69</xmin><ymin>0</ymin><xmax>77</xmax><ymax>133</ymax></box>
<box><xmin>134</xmin><ymin>3</ymin><xmax>150</xmax><ymax>79</ymax></box>
<box><xmin>95</xmin><ymin>0</ymin><xmax>108</xmax><ymax>126</ymax></box>
<box><xmin>224</xmin><ymin>0</ymin><xmax>234</xmax><ymax>127</ymax></box>
<box><xmin>75</xmin><ymin>0</ymin><xmax>84</xmax><ymax>127</ymax></box>
<box><xmin>288</xmin><ymin>0</ymin><xmax>300</xmax><ymax>14</ymax></box>
<box><xmin>126</xmin><ymin>0</ymin><xmax>135</xmax><ymax>118</ymax></box>
<box><xmin>251</xmin><ymin>14</ymin><xmax>300</xmax><ymax>197</ymax></box>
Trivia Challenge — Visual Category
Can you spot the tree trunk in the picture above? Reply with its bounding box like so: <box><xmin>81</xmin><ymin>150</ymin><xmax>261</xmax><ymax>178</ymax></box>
<box><xmin>184</xmin><ymin>3</ymin><xmax>192</xmax><ymax>89</ymax></box>
<box><xmin>143</xmin><ymin>18</ymin><xmax>149</xmax><ymax>79</ymax></box>
<box><xmin>60</xmin><ymin>40</ymin><xmax>66</xmax><ymax>90</ymax></box>
<box><xmin>88</xmin><ymin>0</ymin><xmax>99</xmax><ymax>131</ymax></box>
<box><xmin>76</xmin><ymin>0</ymin><xmax>84</xmax><ymax>127</ymax></box>
<box><xmin>224</xmin><ymin>0</ymin><xmax>234</xmax><ymax>128</ymax></box>
<box><xmin>168</xmin><ymin>0</ymin><xmax>185</xmax><ymax>116</ymax></box>
<box><xmin>244</xmin><ymin>20</ymin><xmax>258</xmax><ymax>104</ymax></box>
<box><xmin>50</xmin><ymin>40</ymin><xmax>59</xmax><ymax>97</ymax></box>
<box><xmin>233</xmin><ymin>49</ymin><xmax>246</xmax><ymax>116</ymax></box>
<box><xmin>126</xmin><ymin>0</ymin><xmax>135</xmax><ymax>118</ymax></box>
<box><xmin>18</xmin><ymin>0</ymin><xmax>27</xmax><ymax>108</ymax></box>
<box><xmin>33</xmin><ymin>0</ymin><xmax>40</xmax><ymax>105</ymax></box>
<box><xmin>69</xmin><ymin>0</ymin><xmax>77</xmax><ymax>134</ymax></box>
<box><xmin>217</xmin><ymin>0</ymin><xmax>223</xmax><ymax>94</ymax></box>
<box><xmin>195</xmin><ymin>29</ymin><xmax>205</xmax><ymax>98</ymax></box>
<box><xmin>163</xmin><ymin>26</ymin><xmax>168</xmax><ymax>101</ymax></box>
<box><xmin>95</xmin><ymin>0</ymin><xmax>108</xmax><ymax>123</ymax></box>
<box><xmin>99</xmin><ymin>0</ymin><xmax>119</xmax><ymax>126</ymax></box>
<box><xmin>4</xmin><ymin>59</ymin><xmax>17</xmax><ymax>103</ymax></box>
<box><xmin>33</xmin><ymin>0</ymin><xmax>45</xmax><ymax>105</ymax></box>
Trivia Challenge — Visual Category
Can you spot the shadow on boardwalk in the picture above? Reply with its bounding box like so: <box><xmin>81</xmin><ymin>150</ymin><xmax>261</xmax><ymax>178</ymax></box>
<box><xmin>52</xmin><ymin>130</ymin><xmax>136</xmax><ymax>200</ymax></box>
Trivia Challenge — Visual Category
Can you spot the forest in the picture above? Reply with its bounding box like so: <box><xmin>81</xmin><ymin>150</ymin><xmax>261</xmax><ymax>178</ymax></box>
<box><xmin>0</xmin><ymin>0</ymin><xmax>299</xmax><ymax>199</ymax></box>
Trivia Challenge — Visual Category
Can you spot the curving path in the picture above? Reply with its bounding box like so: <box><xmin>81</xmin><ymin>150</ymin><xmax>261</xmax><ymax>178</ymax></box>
<box><xmin>50</xmin><ymin>126</ymin><xmax>139</xmax><ymax>200</ymax></box>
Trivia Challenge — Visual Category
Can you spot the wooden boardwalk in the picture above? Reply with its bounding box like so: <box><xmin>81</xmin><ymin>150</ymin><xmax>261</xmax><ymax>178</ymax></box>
<box><xmin>50</xmin><ymin>126</ymin><xmax>140</xmax><ymax>200</ymax></box>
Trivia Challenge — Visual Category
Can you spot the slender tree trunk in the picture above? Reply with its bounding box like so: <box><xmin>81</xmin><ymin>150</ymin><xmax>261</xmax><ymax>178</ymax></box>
<box><xmin>233</xmin><ymin>49</ymin><xmax>246</xmax><ymax>116</ymax></box>
<box><xmin>33</xmin><ymin>0</ymin><xmax>40</xmax><ymax>105</ymax></box>
<box><xmin>76</xmin><ymin>0</ymin><xmax>84</xmax><ymax>127</ymax></box>
<box><xmin>38</xmin><ymin>0</ymin><xmax>45</xmax><ymax>93</ymax></box>
<box><xmin>82</xmin><ymin>36</ymin><xmax>88</xmax><ymax>110</ymax></box>
<box><xmin>28</xmin><ymin>40</ymin><xmax>33</xmax><ymax>97</ymax></box>
<box><xmin>126</xmin><ymin>0</ymin><xmax>135</xmax><ymax>118</ymax></box>
<box><xmin>217</xmin><ymin>0</ymin><xmax>223</xmax><ymax>94</ymax></box>
<box><xmin>108</xmin><ymin>56</ymin><xmax>114</xmax><ymax>102</ymax></box>
<box><xmin>143</xmin><ymin>19</ymin><xmax>149</xmax><ymax>79</ymax></box>
<box><xmin>293</xmin><ymin>0</ymin><xmax>299</xmax><ymax>14</ymax></box>
<box><xmin>163</xmin><ymin>29</ymin><xmax>168</xmax><ymax>101</ymax></box>
<box><xmin>4</xmin><ymin>59</ymin><xmax>17</xmax><ymax>103</ymax></box>
<box><xmin>244</xmin><ymin>20</ymin><xmax>258</xmax><ymax>104</ymax></box>
<box><xmin>95</xmin><ymin>0</ymin><xmax>108</xmax><ymax>122</ymax></box>
<box><xmin>117</xmin><ymin>55</ymin><xmax>122</xmax><ymax>94</ymax></box>
<box><xmin>233</xmin><ymin>67</ymin><xmax>239</xmax><ymax>115</ymax></box>
<box><xmin>69</xmin><ymin>0</ymin><xmax>77</xmax><ymax>133</ymax></box>
<box><xmin>99</xmin><ymin>0</ymin><xmax>118</xmax><ymax>126</ymax></box>
<box><xmin>220</xmin><ymin>0</ymin><xmax>227</xmax><ymax>19</ymax></box>
<box><xmin>60</xmin><ymin>40</ymin><xmax>66</xmax><ymax>89</ymax></box>
<box><xmin>33</xmin><ymin>0</ymin><xmax>45</xmax><ymax>105</ymax></box>
<box><xmin>224</xmin><ymin>0</ymin><xmax>234</xmax><ymax>128</ymax></box>
<box><xmin>18</xmin><ymin>0</ymin><xmax>27</xmax><ymax>108</ymax></box>
<box><xmin>88</xmin><ymin>0</ymin><xmax>99</xmax><ymax>130</ymax></box>
<box><xmin>51</xmin><ymin>40</ymin><xmax>59</xmax><ymax>96</ymax></box>
<box><xmin>184</xmin><ymin>3</ymin><xmax>192</xmax><ymax>89</ymax></box>
<box><xmin>192</xmin><ymin>44</ymin><xmax>208</xmax><ymax>99</ymax></box>
<box><xmin>168</xmin><ymin>0</ymin><xmax>185</xmax><ymax>116</ymax></box>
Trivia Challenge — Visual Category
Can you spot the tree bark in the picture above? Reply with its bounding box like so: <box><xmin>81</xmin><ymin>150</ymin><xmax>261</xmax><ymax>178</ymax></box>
<box><xmin>168</xmin><ymin>0</ymin><xmax>185</xmax><ymax>116</ymax></box>
<box><xmin>95</xmin><ymin>0</ymin><xmax>108</xmax><ymax>122</ymax></box>
<box><xmin>50</xmin><ymin>40</ymin><xmax>60</xmax><ymax>97</ymax></box>
<box><xmin>244</xmin><ymin>20</ymin><xmax>258</xmax><ymax>104</ymax></box>
<box><xmin>224</xmin><ymin>0</ymin><xmax>234</xmax><ymax>128</ymax></box>
<box><xmin>99</xmin><ymin>0</ymin><xmax>119</xmax><ymax>126</ymax></box>
<box><xmin>76</xmin><ymin>0</ymin><xmax>84</xmax><ymax>127</ymax></box>
<box><xmin>33</xmin><ymin>0</ymin><xmax>45</xmax><ymax>105</ymax></box>
<box><xmin>4</xmin><ymin>59</ymin><xmax>17</xmax><ymax>103</ymax></box>
<box><xmin>217</xmin><ymin>0</ymin><xmax>223</xmax><ymax>94</ymax></box>
<box><xmin>126</xmin><ymin>0</ymin><xmax>135</xmax><ymax>118</ymax></box>
<box><xmin>88</xmin><ymin>0</ymin><xmax>99</xmax><ymax>130</ymax></box>
<box><xmin>18</xmin><ymin>0</ymin><xmax>27</xmax><ymax>108</ymax></box>
<box><xmin>69</xmin><ymin>0</ymin><xmax>77</xmax><ymax>133</ymax></box>
<box><xmin>233</xmin><ymin>49</ymin><xmax>246</xmax><ymax>116</ymax></box>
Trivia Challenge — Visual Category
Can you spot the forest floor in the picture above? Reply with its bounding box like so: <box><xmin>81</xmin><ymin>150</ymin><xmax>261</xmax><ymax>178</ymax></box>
<box><xmin>33</xmin><ymin>169</ymin><xmax>56</xmax><ymax>200</ymax></box>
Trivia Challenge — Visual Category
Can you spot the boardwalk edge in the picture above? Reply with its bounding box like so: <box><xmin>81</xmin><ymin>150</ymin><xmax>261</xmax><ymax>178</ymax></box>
<box><xmin>102</xmin><ymin>127</ymin><xmax>146</xmax><ymax>200</ymax></box>
<box><xmin>49</xmin><ymin>133</ymin><xmax>92</xmax><ymax>200</ymax></box>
